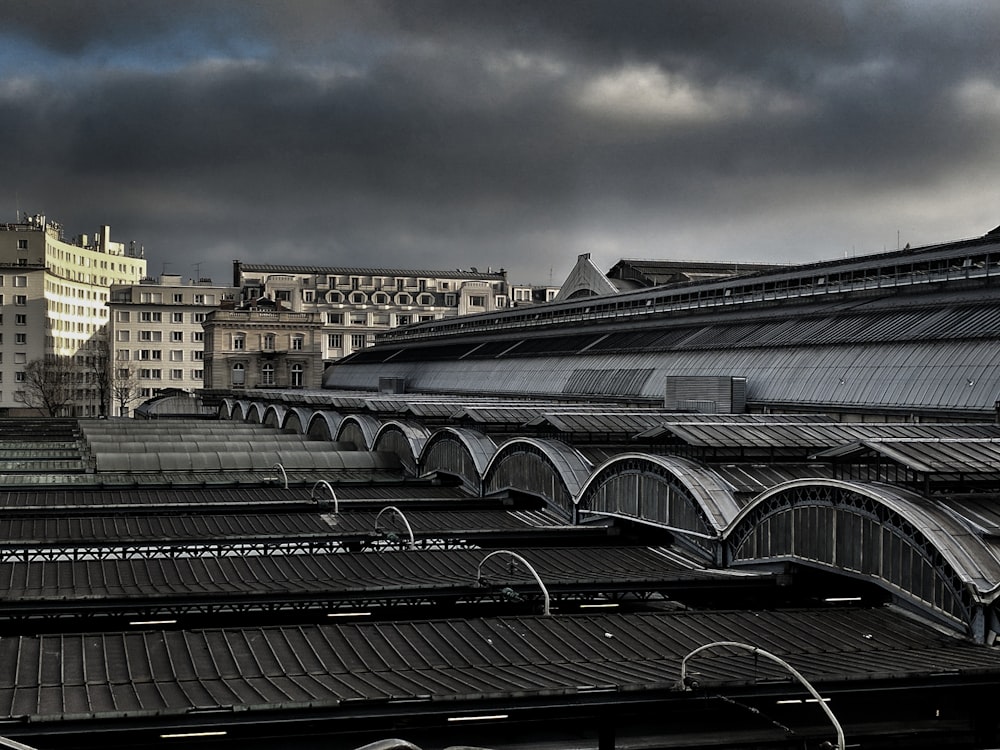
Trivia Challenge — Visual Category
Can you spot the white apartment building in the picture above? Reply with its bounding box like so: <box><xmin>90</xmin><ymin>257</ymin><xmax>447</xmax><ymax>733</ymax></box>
<box><xmin>0</xmin><ymin>215</ymin><xmax>146</xmax><ymax>416</ymax></box>
<box><xmin>108</xmin><ymin>274</ymin><xmax>238</xmax><ymax>413</ymax></box>
<box><xmin>233</xmin><ymin>262</ymin><xmax>510</xmax><ymax>360</ymax></box>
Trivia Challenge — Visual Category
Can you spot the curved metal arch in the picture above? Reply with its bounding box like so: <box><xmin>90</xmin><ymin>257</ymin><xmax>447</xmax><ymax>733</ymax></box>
<box><xmin>726</xmin><ymin>478</ymin><xmax>996</xmax><ymax>631</ymax></box>
<box><xmin>245</xmin><ymin>401</ymin><xmax>267</xmax><ymax>424</ymax></box>
<box><xmin>484</xmin><ymin>437</ymin><xmax>592</xmax><ymax>498</ymax></box>
<box><xmin>336</xmin><ymin>414</ymin><xmax>382</xmax><ymax>450</ymax></box>
<box><xmin>575</xmin><ymin>452</ymin><xmax>739</xmax><ymax>538</ymax></box>
<box><xmin>281</xmin><ymin>406</ymin><xmax>314</xmax><ymax>434</ymax></box>
<box><xmin>262</xmin><ymin>403</ymin><xmax>287</xmax><ymax>428</ymax></box>
<box><xmin>307</xmin><ymin>410</ymin><xmax>343</xmax><ymax>440</ymax></box>
<box><xmin>372</xmin><ymin>420</ymin><xmax>431</xmax><ymax>470</ymax></box>
<box><xmin>231</xmin><ymin>399</ymin><xmax>251</xmax><ymax>421</ymax></box>
<box><xmin>217</xmin><ymin>398</ymin><xmax>236</xmax><ymax>420</ymax></box>
<box><xmin>418</xmin><ymin>427</ymin><xmax>497</xmax><ymax>479</ymax></box>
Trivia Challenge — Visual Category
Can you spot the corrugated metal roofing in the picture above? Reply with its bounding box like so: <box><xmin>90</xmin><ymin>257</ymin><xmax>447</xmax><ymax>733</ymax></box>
<box><xmin>0</xmin><ymin>509</ymin><xmax>580</xmax><ymax>549</ymax></box>
<box><xmin>0</xmin><ymin>547</ymin><xmax>734</xmax><ymax>611</ymax></box>
<box><xmin>648</xmin><ymin>423</ymin><xmax>1000</xmax><ymax>449</ymax></box>
<box><xmin>0</xmin><ymin>607</ymin><xmax>996</xmax><ymax>722</ymax></box>
<box><xmin>814</xmin><ymin>439</ymin><xmax>1000</xmax><ymax>475</ymax></box>
<box><xmin>0</xmin><ymin>485</ymin><xmax>471</xmax><ymax>511</ymax></box>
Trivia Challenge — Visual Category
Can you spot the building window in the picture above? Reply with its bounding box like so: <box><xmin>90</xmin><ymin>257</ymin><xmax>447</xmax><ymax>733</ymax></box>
<box><xmin>327</xmin><ymin>333</ymin><xmax>342</xmax><ymax>348</ymax></box>
<box><xmin>291</xmin><ymin>364</ymin><xmax>304</xmax><ymax>387</ymax></box>
<box><xmin>192</xmin><ymin>331</ymin><xmax>204</xmax><ymax>342</ymax></box>
<box><xmin>351</xmin><ymin>292</ymin><xmax>366</xmax><ymax>304</ymax></box>
<box><xmin>469</xmin><ymin>295</ymin><xmax>485</xmax><ymax>307</ymax></box>
<box><xmin>350</xmin><ymin>313</ymin><xmax>367</xmax><ymax>325</ymax></box>
<box><xmin>262</xmin><ymin>333</ymin><xmax>275</xmax><ymax>350</ymax></box>
<box><xmin>140</xmin><ymin>311</ymin><xmax>162</xmax><ymax>322</ymax></box>
<box><xmin>173</xmin><ymin>293</ymin><xmax>183</xmax><ymax>303</ymax></box>
<box><xmin>326</xmin><ymin>312</ymin><xmax>343</xmax><ymax>324</ymax></box>
<box><xmin>171</xmin><ymin>331</ymin><xmax>183</xmax><ymax>342</ymax></box>
<box><xmin>14</xmin><ymin>295</ymin><xmax>26</xmax><ymax>306</ymax></box>
<box><xmin>193</xmin><ymin>294</ymin><xmax>205</xmax><ymax>304</ymax></box>
<box><xmin>233</xmin><ymin>334</ymin><xmax>246</xmax><ymax>350</ymax></box>
<box><xmin>13</xmin><ymin>276</ymin><xmax>27</xmax><ymax>287</ymax></box>
<box><xmin>327</xmin><ymin>291</ymin><xmax>342</xmax><ymax>304</ymax></box>
<box><xmin>193</xmin><ymin>351</ymin><xmax>204</xmax><ymax>361</ymax></box>
<box><xmin>303</xmin><ymin>290</ymin><xmax>314</xmax><ymax>303</ymax></box>
<box><xmin>291</xmin><ymin>336</ymin><xmax>303</xmax><ymax>351</ymax></box>
<box><xmin>170</xmin><ymin>369</ymin><xmax>183</xmax><ymax>380</ymax></box>
<box><xmin>172</xmin><ymin>312</ymin><xmax>184</xmax><ymax>323</ymax></box>
<box><xmin>117</xmin><ymin>350</ymin><xmax>130</xmax><ymax>361</ymax></box>
<box><xmin>351</xmin><ymin>277</ymin><xmax>361</xmax><ymax>290</ymax></box>
<box><xmin>373</xmin><ymin>293</ymin><xmax>388</xmax><ymax>305</ymax></box>
<box><xmin>192</xmin><ymin>369</ymin><xmax>203</xmax><ymax>379</ymax></box>
<box><xmin>396</xmin><ymin>315</ymin><xmax>411</xmax><ymax>326</ymax></box>
<box><xmin>396</xmin><ymin>293</ymin><xmax>411</xmax><ymax>305</ymax></box>
<box><xmin>116</xmin><ymin>310</ymin><xmax>130</xmax><ymax>322</ymax></box>
<box><xmin>418</xmin><ymin>294</ymin><xmax>433</xmax><ymax>306</ymax></box>
<box><xmin>14</xmin><ymin>314</ymin><xmax>26</xmax><ymax>325</ymax></box>
<box><xmin>15</xmin><ymin>372</ymin><xmax>25</xmax><ymax>382</ymax></box>
<box><xmin>14</xmin><ymin>353</ymin><xmax>25</xmax><ymax>364</ymax></box>
<box><xmin>351</xmin><ymin>334</ymin><xmax>366</xmax><ymax>349</ymax></box>
<box><xmin>261</xmin><ymin>363</ymin><xmax>275</xmax><ymax>385</ymax></box>
<box><xmin>445</xmin><ymin>293</ymin><xmax>456</xmax><ymax>306</ymax></box>
<box><xmin>193</xmin><ymin>313</ymin><xmax>206</xmax><ymax>323</ymax></box>
<box><xmin>16</xmin><ymin>239</ymin><xmax>27</xmax><ymax>249</ymax></box>
<box><xmin>117</xmin><ymin>330</ymin><xmax>130</xmax><ymax>342</ymax></box>
<box><xmin>231</xmin><ymin>363</ymin><xmax>245</xmax><ymax>387</ymax></box>
<box><xmin>14</xmin><ymin>334</ymin><xmax>26</xmax><ymax>345</ymax></box>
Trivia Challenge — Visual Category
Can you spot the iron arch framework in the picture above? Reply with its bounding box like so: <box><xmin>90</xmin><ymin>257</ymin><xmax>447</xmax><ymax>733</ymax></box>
<box><xmin>576</xmin><ymin>454</ymin><xmax>728</xmax><ymax>558</ymax></box>
<box><xmin>483</xmin><ymin>438</ymin><xmax>590</xmax><ymax>521</ymax></box>
<box><xmin>725</xmin><ymin>480</ymin><xmax>980</xmax><ymax>635</ymax></box>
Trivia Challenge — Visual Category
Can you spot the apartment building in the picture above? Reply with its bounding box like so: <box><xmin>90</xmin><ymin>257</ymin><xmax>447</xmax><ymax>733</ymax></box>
<box><xmin>107</xmin><ymin>274</ymin><xmax>239</xmax><ymax>414</ymax></box>
<box><xmin>233</xmin><ymin>261</ymin><xmax>510</xmax><ymax>360</ymax></box>
<box><xmin>0</xmin><ymin>215</ymin><xmax>146</xmax><ymax>416</ymax></box>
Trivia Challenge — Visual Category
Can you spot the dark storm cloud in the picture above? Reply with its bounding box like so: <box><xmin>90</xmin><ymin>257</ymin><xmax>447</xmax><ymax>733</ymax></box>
<box><xmin>1</xmin><ymin>1</ymin><xmax>999</xmax><ymax>283</ymax></box>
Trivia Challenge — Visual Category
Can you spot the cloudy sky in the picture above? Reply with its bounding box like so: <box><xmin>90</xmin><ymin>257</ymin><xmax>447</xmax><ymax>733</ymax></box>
<box><xmin>2</xmin><ymin>1</ymin><xmax>999</xmax><ymax>286</ymax></box>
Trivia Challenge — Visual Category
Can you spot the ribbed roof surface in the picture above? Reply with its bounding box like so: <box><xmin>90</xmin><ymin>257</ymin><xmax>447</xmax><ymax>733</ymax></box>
<box><xmin>0</xmin><ymin>547</ymin><xmax>739</xmax><ymax>615</ymax></box>
<box><xmin>0</xmin><ymin>509</ymin><xmax>578</xmax><ymax>548</ymax></box>
<box><xmin>0</xmin><ymin>608</ymin><xmax>996</xmax><ymax>722</ymax></box>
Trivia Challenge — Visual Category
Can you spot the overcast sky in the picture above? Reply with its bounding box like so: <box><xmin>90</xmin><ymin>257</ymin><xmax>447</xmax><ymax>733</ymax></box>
<box><xmin>2</xmin><ymin>1</ymin><xmax>999</xmax><ymax>286</ymax></box>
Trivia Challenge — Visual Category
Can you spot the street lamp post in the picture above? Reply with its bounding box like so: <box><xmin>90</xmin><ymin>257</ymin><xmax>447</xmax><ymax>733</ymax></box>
<box><xmin>679</xmin><ymin>640</ymin><xmax>845</xmax><ymax>750</ymax></box>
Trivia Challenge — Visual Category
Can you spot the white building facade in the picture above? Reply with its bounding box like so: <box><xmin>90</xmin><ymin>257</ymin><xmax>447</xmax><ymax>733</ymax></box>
<box><xmin>0</xmin><ymin>216</ymin><xmax>146</xmax><ymax>416</ymax></box>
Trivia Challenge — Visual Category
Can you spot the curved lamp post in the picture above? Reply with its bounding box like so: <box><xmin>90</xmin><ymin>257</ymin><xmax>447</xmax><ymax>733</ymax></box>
<box><xmin>310</xmin><ymin>479</ymin><xmax>339</xmax><ymax>512</ymax></box>
<box><xmin>375</xmin><ymin>506</ymin><xmax>416</xmax><ymax>549</ymax></box>
<box><xmin>476</xmin><ymin>550</ymin><xmax>550</xmax><ymax>616</ymax></box>
<box><xmin>270</xmin><ymin>462</ymin><xmax>288</xmax><ymax>489</ymax></box>
<box><xmin>679</xmin><ymin>641</ymin><xmax>845</xmax><ymax>750</ymax></box>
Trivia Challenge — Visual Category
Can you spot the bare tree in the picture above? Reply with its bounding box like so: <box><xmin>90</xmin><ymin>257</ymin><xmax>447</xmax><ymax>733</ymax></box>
<box><xmin>15</xmin><ymin>357</ymin><xmax>76</xmax><ymax>417</ymax></box>
<box><xmin>111</xmin><ymin>364</ymin><xmax>140</xmax><ymax>417</ymax></box>
<box><xmin>89</xmin><ymin>334</ymin><xmax>113</xmax><ymax>418</ymax></box>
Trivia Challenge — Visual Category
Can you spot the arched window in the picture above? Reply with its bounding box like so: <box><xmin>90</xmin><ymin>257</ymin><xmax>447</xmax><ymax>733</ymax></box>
<box><xmin>231</xmin><ymin>363</ymin><xmax>245</xmax><ymax>387</ymax></box>
<box><xmin>291</xmin><ymin>364</ymin><xmax>304</xmax><ymax>387</ymax></box>
<box><xmin>262</xmin><ymin>363</ymin><xmax>275</xmax><ymax>386</ymax></box>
